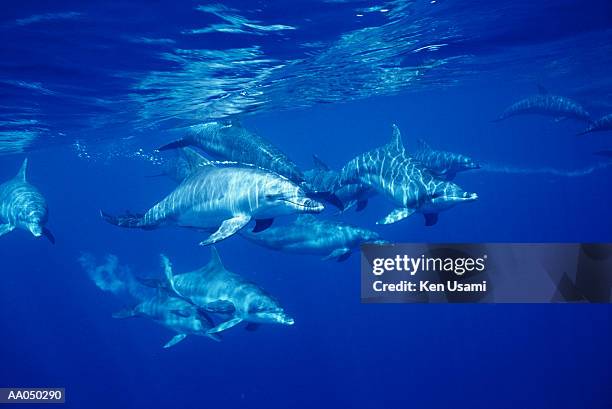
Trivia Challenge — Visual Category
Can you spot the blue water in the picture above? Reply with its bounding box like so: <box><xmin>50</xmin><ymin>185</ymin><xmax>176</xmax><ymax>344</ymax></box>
<box><xmin>1</xmin><ymin>1</ymin><xmax>611</xmax><ymax>408</ymax></box>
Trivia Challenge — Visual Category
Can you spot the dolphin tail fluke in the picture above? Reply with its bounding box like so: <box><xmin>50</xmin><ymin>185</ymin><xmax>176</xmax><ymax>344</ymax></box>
<box><xmin>157</xmin><ymin>139</ymin><xmax>190</xmax><ymax>152</ymax></box>
<box><xmin>100</xmin><ymin>210</ymin><xmax>145</xmax><ymax>229</ymax></box>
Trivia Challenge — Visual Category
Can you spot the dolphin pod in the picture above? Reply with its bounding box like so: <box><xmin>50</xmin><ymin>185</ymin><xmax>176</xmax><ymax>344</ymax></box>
<box><xmin>494</xmin><ymin>86</ymin><xmax>591</xmax><ymax>123</ymax></box>
<box><xmin>102</xmin><ymin>160</ymin><xmax>324</xmax><ymax>245</ymax></box>
<box><xmin>240</xmin><ymin>214</ymin><xmax>386</xmax><ymax>262</ymax></box>
<box><xmin>335</xmin><ymin>125</ymin><xmax>478</xmax><ymax>226</ymax></box>
<box><xmin>0</xmin><ymin>159</ymin><xmax>54</xmax><ymax>243</ymax></box>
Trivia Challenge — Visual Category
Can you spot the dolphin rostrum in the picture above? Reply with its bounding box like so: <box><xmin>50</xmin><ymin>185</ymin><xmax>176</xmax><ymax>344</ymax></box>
<box><xmin>0</xmin><ymin>159</ymin><xmax>54</xmax><ymax>243</ymax></box>
<box><xmin>102</xmin><ymin>160</ymin><xmax>324</xmax><ymax>245</ymax></box>
<box><xmin>414</xmin><ymin>139</ymin><xmax>480</xmax><ymax>180</ymax></box>
<box><xmin>162</xmin><ymin>248</ymin><xmax>295</xmax><ymax>334</ymax></box>
<box><xmin>113</xmin><ymin>292</ymin><xmax>220</xmax><ymax>348</ymax></box>
<box><xmin>578</xmin><ymin>113</ymin><xmax>612</xmax><ymax>136</ymax></box>
<box><xmin>241</xmin><ymin>215</ymin><xmax>386</xmax><ymax>262</ymax></box>
<box><xmin>336</xmin><ymin>125</ymin><xmax>478</xmax><ymax>226</ymax></box>
<box><xmin>495</xmin><ymin>86</ymin><xmax>591</xmax><ymax>123</ymax></box>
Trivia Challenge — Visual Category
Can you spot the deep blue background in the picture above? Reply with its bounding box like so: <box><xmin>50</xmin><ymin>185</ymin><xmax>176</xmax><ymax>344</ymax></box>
<box><xmin>1</xmin><ymin>0</ymin><xmax>611</xmax><ymax>408</ymax></box>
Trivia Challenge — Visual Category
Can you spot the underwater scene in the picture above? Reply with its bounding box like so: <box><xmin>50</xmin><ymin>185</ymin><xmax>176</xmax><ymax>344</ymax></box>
<box><xmin>1</xmin><ymin>0</ymin><xmax>611</xmax><ymax>408</ymax></box>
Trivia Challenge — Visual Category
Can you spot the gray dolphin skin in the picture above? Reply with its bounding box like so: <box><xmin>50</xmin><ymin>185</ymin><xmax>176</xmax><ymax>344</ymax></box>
<box><xmin>241</xmin><ymin>215</ymin><xmax>386</xmax><ymax>262</ymax></box>
<box><xmin>102</xmin><ymin>161</ymin><xmax>324</xmax><ymax>245</ymax></box>
<box><xmin>157</xmin><ymin>121</ymin><xmax>305</xmax><ymax>184</ymax></box>
<box><xmin>414</xmin><ymin>139</ymin><xmax>480</xmax><ymax>180</ymax></box>
<box><xmin>162</xmin><ymin>248</ymin><xmax>294</xmax><ymax>334</ymax></box>
<box><xmin>113</xmin><ymin>292</ymin><xmax>220</xmax><ymax>348</ymax></box>
<box><xmin>0</xmin><ymin>159</ymin><xmax>54</xmax><ymax>243</ymax></box>
<box><xmin>303</xmin><ymin>155</ymin><xmax>375</xmax><ymax>212</ymax></box>
<box><xmin>158</xmin><ymin>147</ymin><xmax>210</xmax><ymax>183</ymax></box>
<box><xmin>578</xmin><ymin>113</ymin><xmax>612</xmax><ymax>135</ymax></box>
<box><xmin>336</xmin><ymin>125</ymin><xmax>478</xmax><ymax>226</ymax></box>
<box><xmin>495</xmin><ymin>87</ymin><xmax>591</xmax><ymax>122</ymax></box>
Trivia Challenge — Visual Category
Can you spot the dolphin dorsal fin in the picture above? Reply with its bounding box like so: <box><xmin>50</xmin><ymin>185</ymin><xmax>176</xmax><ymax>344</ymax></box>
<box><xmin>537</xmin><ymin>85</ymin><xmax>549</xmax><ymax>95</ymax></box>
<box><xmin>208</xmin><ymin>246</ymin><xmax>224</xmax><ymax>270</ymax></box>
<box><xmin>388</xmin><ymin>124</ymin><xmax>405</xmax><ymax>152</ymax></box>
<box><xmin>312</xmin><ymin>154</ymin><xmax>330</xmax><ymax>171</ymax></box>
<box><xmin>180</xmin><ymin>147</ymin><xmax>213</xmax><ymax>167</ymax></box>
<box><xmin>16</xmin><ymin>158</ymin><xmax>28</xmax><ymax>181</ymax></box>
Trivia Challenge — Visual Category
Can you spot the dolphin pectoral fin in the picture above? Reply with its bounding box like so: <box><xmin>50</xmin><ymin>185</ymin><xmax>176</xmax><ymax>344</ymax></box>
<box><xmin>42</xmin><ymin>227</ymin><xmax>55</xmax><ymax>244</ymax></box>
<box><xmin>200</xmin><ymin>215</ymin><xmax>250</xmax><ymax>246</ymax></box>
<box><xmin>322</xmin><ymin>248</ymin><xmax>351</xmax><ymax>262</ymax></box>
<box><xmin>307</xmin><ymin>191</ymin><xmax>343</xmax><ymax>211</ymax></box>
<box><xmin>204</xmin><ymin>300</ymin><xmax>235</xmax><ymax>314</ymax></box>
<box><xmin>0</xmin><ymin>224</ymin><xmax>15</xmax><ymax>237</ymax></box>
<box><xmin>424</xmin><ymin>213</ymin><xmax>439</xmax><ymax>226</ymax></box>
<box><xmin>253</xmin><ymin>218</ymin><xmax>274</xmax><ymax>233</ymax></box>
<box><xmin>164</xmin><ymin>334</ymin><xmax>187</xmax><ymax>348</ymax></box>
<box><xmin>377</xmin><ymin>208</ymin><xmax>414</xmax><ymax>225</ymax></box>
<box><xmin>355</xmin><ymin>200</ymin><xmax>368</xmax><ymax>212</ymax></box>
<box><xmin>161</xmin><ymin>254</ymin><xmax>182</xmax><ymax>299</ymax></box>
<box><xmin>207</xmin><ymin>332</ymin><xmax>222</xmax><ymax>342</ymax></box>
<box><xmin>136</xmin><ymin>276</ymin><xmax>162</xmax><ymax>288</ymax></box>
<box><xmin>553</xmin><ymin>116</ymin><xmax>566</xmax><ymax>123</ymax></box>
<box><xmin>207</xmin><ymin>317</ymin><xmax>243</xmax><ymax>334</ymax></box>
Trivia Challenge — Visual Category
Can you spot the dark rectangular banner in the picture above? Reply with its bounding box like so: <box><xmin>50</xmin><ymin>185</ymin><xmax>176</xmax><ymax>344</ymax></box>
<box><xmin>361</xmin><ymin>243</ymin><xmax>612</xmax><ymax>303</ymax></box>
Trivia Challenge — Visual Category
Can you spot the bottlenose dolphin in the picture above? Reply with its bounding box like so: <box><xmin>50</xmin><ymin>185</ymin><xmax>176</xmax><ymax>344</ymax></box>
<box><xmin>304</xmin><ymin>155</ymin><xmax>375</xmax><ymax>212</ymax></box>
<box><xmin>102</xmin><ymin>161</ymin><xmax>324</xmax><ymax>246</ymax></box>
<box><xmin>113</xmin><ymin>292</ymin><xmax>220</xmax><ymax>348</ymax></box>
<box><xmin>0</xmin><ymin>159</ymin><xmax>54</xmax><ymax>243</ymax></box>
<box><xmin>578</xmin><ymin>113</ymin><xmax>612</xmax><ymax>135</ymax></box>
<box><xmin>495</xmin><ymin>86</ymin><xmax>591</xmax><ymax>123</ymax></box>
<box><xmin>336</xmin><ymin>125</ymin><xmax>478</xmax><ymax>226</ymax></box>
<box><xmin>241</xmin><ymin>215</ymin><xmax>386</xmax><ymax>261</ymax></box>
<box><xmin>158</xmin><ymin>121</ymin><xmax>305</xmax><ymax>184</ymax></box>
<box><xmin>162</xmin><ymin>248</ymin><xmax>294</xmax><ymax>334</ymax></box>
<box><xmin>414</xmin><ymin>139</ymin><xmax>480</xmax><ymax>180</ymax></box>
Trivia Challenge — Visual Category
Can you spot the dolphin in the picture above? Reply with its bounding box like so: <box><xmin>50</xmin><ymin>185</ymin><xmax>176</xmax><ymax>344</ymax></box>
<box><xmin>336</xmin><ymin>125</ymin><xmax>478</xmax><ymax>226</ymax></box>
<box><xmin>158</xmin><ymin>121</ymin><xmax>305</xmax><ymax>184</ymax></box>
<box><xmin>161</xmin><ymin>248</ymin><xmax>295</xmax><ymax>334</ymax></box>
<box><xmin>303</xmin><ymin>155</ymin><xmax>375</xmax><ymax>212</ymax></box>
<box><xmin>494</xmin><ymin>86</ymin><xmax>591</xmax><ymax>123</ymax></box>
<box><xmin>414</xmin><ymin>139</ymin><xmax>480</xmax><ymax>180</ymax></box>
<box><xmin>578</xmin><ymin>113</ymin><xmax>612</xmax><ymax>135</ymax></box>
<box><xmin>240</xmin><ymin>215</ymin><xmax>386</xmax><ymax>262</ymax></box>
<box><xmin>102</xmin><ymin>161</ymin><xmax>324</xmax><ymax>245</ymax></box>
<box><xmin>113</xmin><ymin>292</ymin><xmax>220</xmax><ymax>348</ymax></box>
<box><xmin>0</xmin><ymin>159</ymin><xmax>54</xmax><ymax>243</ymax></box>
